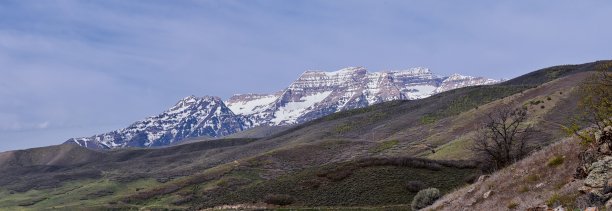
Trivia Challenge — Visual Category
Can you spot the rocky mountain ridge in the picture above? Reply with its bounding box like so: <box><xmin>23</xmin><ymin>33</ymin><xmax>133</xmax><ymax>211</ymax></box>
<box><xmin>67</xmin><ymin>96</ymin><xmax>251</xmax><ymax>149</ymax></box>
<box><xmin>69</xmin><ymin>67</ymin><xmax>497</xmax><ymax>149</ymax></box>
<box><xmin>227</xmin><ymin>67</ymin><xmax>498</xmax><ymax>126</ymax></box>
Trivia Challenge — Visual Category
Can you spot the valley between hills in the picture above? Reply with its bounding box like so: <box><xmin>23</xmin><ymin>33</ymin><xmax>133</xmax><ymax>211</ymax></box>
<box><xmin>0</xmin><ymin>60</ymin><xmax>611</xmax><ymax>210</ymax></box>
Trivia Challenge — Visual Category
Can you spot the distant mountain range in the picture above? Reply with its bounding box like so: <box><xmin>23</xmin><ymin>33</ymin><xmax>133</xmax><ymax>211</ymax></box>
<box><xmin>67</xmin><ymin>67</ymin><xmax>498</xmax><ymax>149</ymax></box>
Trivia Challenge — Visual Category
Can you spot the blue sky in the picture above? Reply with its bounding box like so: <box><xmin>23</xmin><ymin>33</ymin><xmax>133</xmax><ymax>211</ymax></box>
<box><xmin>1</xmin><ymin>0</ymin><xmax>611</xmax><ymax>152</ymax></box>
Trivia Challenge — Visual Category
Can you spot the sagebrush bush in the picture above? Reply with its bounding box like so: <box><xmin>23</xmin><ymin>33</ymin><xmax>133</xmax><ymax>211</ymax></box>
<box><xmin>325</xmin><ymin>168</ymin><xmax>353</xmax><ymax>181</ymax></box>
<box><xmin>546</xmin><ymin>193</ymin><xmax>560</xmax><ymax>207</ymax></box>
<box><xmin>405</xmin><ymin>180</ymin><xmax>426</xmax><ymax>193</ymax></box>
<box><xmin>546</xmin><ymin>155</ymin><xmax>564</xmax><ymax>167</ymax></box>
<box><xmin>507</xmin><ymin>201</ymin><xmax>519</xmax><ymax>209</ymax></box>
<box><xmin>264</xmin><ymin>194</ymin><xmax>295</xmax><ymax>206</ymax></box>
<box><xmin>411</xmin><ymin>188</ymin><xmax>441</xmax><ymax>210</ymax></box>
<box><xmin>526</xmin><ymin>174</ymin><xmax>540</xmax><ymax>183</ymax></box>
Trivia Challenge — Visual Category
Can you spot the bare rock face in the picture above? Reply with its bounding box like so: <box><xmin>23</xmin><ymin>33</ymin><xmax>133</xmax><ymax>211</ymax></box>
<box><xmin>578</xmin><ymin>156</ymin><xmax>612</xmax><ymax>207</ymax></box>
<box><xmin>596</xmin><ymin>126</ymin><xmax>612</xmax><ymax>155</ymax></box>
<box><xmin>227</xmin><ymin>67</ymin><xmax>498</xmax><ymax>126</ymax></box>
<box><xmin>476</xmin><ymin>175</ymin><xmax>490</xmax><ymax>183</ymax></box>
<box><xmin>482</xmin><ymin>190</ymin><xmax>493</xmax><ymax>199</ymax></box>
<box><xmin>584</xmin><ymin>156</ymin><xmax>612</xmax><ymax>189</ymax></box>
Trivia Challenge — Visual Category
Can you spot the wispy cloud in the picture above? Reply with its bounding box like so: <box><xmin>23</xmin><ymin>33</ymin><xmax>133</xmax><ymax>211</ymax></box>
<box><xmin>0</xmin><ymin>120</ymin><xmax>49</xmax><ymax>131</ymax></box>
<box><xmin>1</xmin><ymin>0</ymin><xmax>611</xmax><ymax>152</ymax></box>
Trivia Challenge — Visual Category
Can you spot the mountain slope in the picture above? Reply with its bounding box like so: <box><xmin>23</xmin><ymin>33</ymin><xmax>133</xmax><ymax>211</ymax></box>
<box><xmin>67</xmin><ymin>96</ymin><xmax>251</xmax><ymax>149</ymax></box>
<box><xmin>2</xmin><ymin>60</ymin><xmax>607</xmax><ymax>210</ymax></box>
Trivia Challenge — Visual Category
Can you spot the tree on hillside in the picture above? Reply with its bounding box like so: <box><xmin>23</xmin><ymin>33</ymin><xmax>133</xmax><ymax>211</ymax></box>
<box><xmin>471</xmin><ymin>105</ymin><xmax>535</xmax><ymax>171</ymax></box>
<box><xmin>565</xmin><ymin>62</ymin><xmax>612</xmax><ymax>145</ymax></box>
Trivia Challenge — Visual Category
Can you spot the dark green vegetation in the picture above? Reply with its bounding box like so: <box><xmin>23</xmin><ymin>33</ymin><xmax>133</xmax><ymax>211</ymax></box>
<box><xmin>0</xmin><ymin>60</ymin><xmax>609</xmax><ymax>210</ymax></box>
<box><xmin>189</xmin><ymin>158</ymin><xmax>476</xmax><ymax>209</ymax></box>
<box><xmin>547</xmin><ymin>155</ymin><xmax>565</xmax><ymax>167</ymax></box>
<box><xmin>411</xmin><ymin>188</ymin><xmax>441</xmax><ymax>210</ymax></box>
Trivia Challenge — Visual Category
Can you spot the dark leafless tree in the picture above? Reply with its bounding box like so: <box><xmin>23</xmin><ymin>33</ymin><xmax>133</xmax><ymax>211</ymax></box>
<box><xmin>471</xmin><ymin>105</ymin><xmax>535</xmax><ymax>171</ymax></box>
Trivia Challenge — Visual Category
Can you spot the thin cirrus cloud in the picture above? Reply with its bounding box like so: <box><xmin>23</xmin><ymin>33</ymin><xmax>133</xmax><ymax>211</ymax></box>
<box><xmin>1</xmin><ymin>0</ymin><xmax>611</xmax><ymax>152</ymax></box>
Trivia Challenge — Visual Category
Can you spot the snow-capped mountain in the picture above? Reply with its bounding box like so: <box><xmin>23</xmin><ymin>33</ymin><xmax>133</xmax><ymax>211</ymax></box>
<box><xmin>67</xmin><ymin>96</ymin><xmax>251</xmax><ymax>149</ymax></box>
<box><xmin>69</xmin><ymin>67</ymin><xmax>497</xmax><ymax>149</ymax></box>
<box><xmin>227</xmin><ymin>67</ymin><xmax>498</xmax><ymax>126</ymax></box>
<box><xmin>435</xmin><ymin>73</ymin><xmax>499</xmax><ymax>93</ymax></box>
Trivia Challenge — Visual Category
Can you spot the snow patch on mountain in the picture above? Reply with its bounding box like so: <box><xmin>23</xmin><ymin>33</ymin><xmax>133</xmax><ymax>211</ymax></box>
<box><xmin>271</xmin><ymin>91</ymin><xmax>332</xmax><ymax>125</ymax></box>
<box><xmin>227</xmin><ymin>94</ymin><xmax>277</xmax><ymax>115</ymax></box>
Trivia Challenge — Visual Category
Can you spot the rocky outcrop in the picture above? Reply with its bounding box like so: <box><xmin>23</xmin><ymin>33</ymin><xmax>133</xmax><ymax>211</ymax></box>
<box><xmin>583</xmin><ymin>156</ymin><xmax>612</xmax><ymax>189</ymax></box>
<box><xmin>596</xmin><ymin>126</ymin><xmax>612</xmax><ymax>154</ymax></box>
<box><xmin>576</xmin><ymin>126</ymin><xmax>612</xmax><ymax>207</ymax></box>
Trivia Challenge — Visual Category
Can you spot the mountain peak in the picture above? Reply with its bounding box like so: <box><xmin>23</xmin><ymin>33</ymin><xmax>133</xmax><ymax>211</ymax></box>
<box><xmin>171</xmin><ymin>95</ymin><xmax>221</xmax><ymax>112</ymax></box>
<box><xmin>324</xmin><ymin>66</ymin><xmax>367</xmax><ymax>76</ymax></box>
<box><xmin>301</xmin><ymin>66</ymin><xmax>367</xmax><ymax>77</ymax></box>
<box><xmin>387</xmin><ymin>67</ymin><xmax>431</xmax><ymax>75</ymax></box>
<box><xmin>446</xmin><ymin>73</ymin><xmax>471</xmax><ymax>80</ymax></box>
<box><xmin>68</xmin><ymin>94</ymin><xmax>247</xmax><ymax>149</ymax></box>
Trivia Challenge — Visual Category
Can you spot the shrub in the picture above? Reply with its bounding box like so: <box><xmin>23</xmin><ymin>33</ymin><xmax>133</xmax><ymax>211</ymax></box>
<box><xmin>300</xmin><ymin>179</ymin><xmax>322</xmax><ymax>189</ymax></box>
<box><xmin>530</xmin><ymin>100</ymin><xmax>544</xmax><ymax>105</ymax></box>
<box><xmin>547</xmin><ymin>96</ymin><xmax>552</xmax><ymax>101</ymax></box>
<box><xmin>411</xmin><ymin>188</ymin><xmax>441</xmax><ymax>210</ymax></box>
<box><xmin>420</xmin><ymin>115</ymin><xmax>437</xmax><ymax>124</ymax></box>
<box><xmin>546</xmin><ymin>155</ymin><xmax>564</xmax><ymax>167</ymax></box>
<box><xmin>507</xmin><ymin>201</ymin><xmax>519</xmax><ymax>209</ymax></box>
<box><xmin>325</xmin><ymin>168</ymin><xmax>353</xmax><ymax>182</ymax></box>
<box><xmin>172</xmin><ymin>195</ymin><xmax>194</xmax><ymax>205</ymax></box>
<box><xmin>370</xmin><ymin>140</ymin><xmax>399</xmax><ymax>153</ymax></box>
<box><xmin>405</xmin><ymin>180</ymin><xmax>426</xmax><ymax>193</ymax></box>
<box><xmin>335</xmin><ymin>123</ymin><xmax>353</xmax><ymax>134</ymax></box>
<box><xmin>546</xmin><ymin>193</ymin><xmax>560</xmax><ymax>207</ymax></box>
<box><xmin>264</xmin><ymin>194</ymin><xmax>295</xmax><ymax>206</ymax></box>
<box><xmin>545</xmin><ymin>192</ymin><xmax>578</xmax><ymax>207</ymax></box>
<box><xmin>526</xmin><ymin>174</ymin><xmax>540</xmax><ymax>183</ymax></box>
<box><xmin>518</xmin><ymin>185</ymin><xmax>529</xmax><ymax>193</ymax></box>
